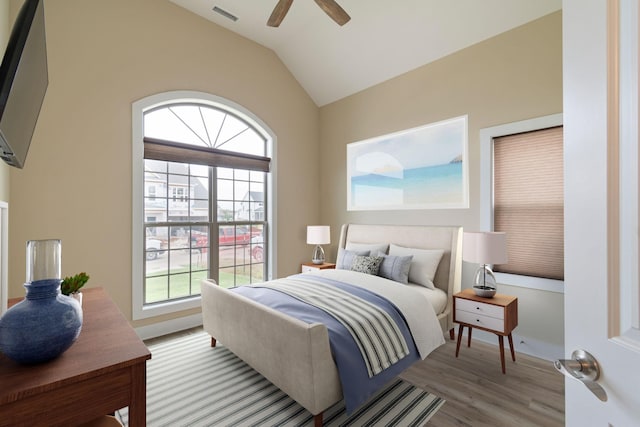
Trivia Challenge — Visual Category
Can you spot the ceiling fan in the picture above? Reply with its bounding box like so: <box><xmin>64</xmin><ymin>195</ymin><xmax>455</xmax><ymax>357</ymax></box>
<box><xmin>267</xmin><ymin>0</ymin><xmax>351</xmax><ymax>27</ymax></box>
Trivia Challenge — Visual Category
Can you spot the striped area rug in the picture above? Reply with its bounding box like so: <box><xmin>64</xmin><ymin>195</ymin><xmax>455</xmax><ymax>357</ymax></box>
<box><xmin>118</xmin><ymin>330</ymin><xmax>444</xmax><ymax>426</ymax></box>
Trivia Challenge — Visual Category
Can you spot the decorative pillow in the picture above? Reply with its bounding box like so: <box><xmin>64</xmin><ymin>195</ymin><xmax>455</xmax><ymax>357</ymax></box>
<box><xmin>345</xmin><ymin>241</ymin><xmax>390</xmax><ymax>255</ymax></box>
<box><xmin>388</xmin><ymin>244</ymin><xmax>444</xmax><ymax>289</ymax></box>
<box><xmin>336</xmin><ymin>248</ymin><xmax>370</xmax><ymax>270</ymax></box>
<box><xmin>350</xmin><ymin>255</ymin><xmax>383</xmax><ymax>275</ymax></box>
<box><xmin>375</xmin><ymin>252</ymin><xmax>413</xmax><ymax>284</ymax></box>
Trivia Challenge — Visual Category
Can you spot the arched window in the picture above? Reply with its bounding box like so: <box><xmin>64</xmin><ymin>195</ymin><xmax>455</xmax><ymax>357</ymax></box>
<box><xmin>132</xmin><ymin>92</ymin><xmax>274</xmax><ymax>320</ymax></box>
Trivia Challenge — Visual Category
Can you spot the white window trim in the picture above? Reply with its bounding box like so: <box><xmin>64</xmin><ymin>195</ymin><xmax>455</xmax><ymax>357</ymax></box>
<box><xmin>132</xmin><ymin>91</ymin><xmax>277</xmax><ymax>321</ymax></box>
<box><xmin>479</xmin><ymin>113</ymin><xmax>564</xmax><ymax>294</ymax></box>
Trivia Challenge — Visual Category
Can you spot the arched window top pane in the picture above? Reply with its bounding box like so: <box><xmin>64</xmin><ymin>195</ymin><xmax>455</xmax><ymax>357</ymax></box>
<box><xmin>144</xmin><ymin>103</ymin><xmax>267</xmax><ymax>157</ymax></box>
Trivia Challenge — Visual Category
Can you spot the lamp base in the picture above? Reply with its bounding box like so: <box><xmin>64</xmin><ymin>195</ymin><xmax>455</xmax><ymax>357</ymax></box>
<box><xmin>472</xmin><ymin>264</ymin><xmax>497</xmax><ymax>298</ymax></box>
<box><xmin>473</xmin><ymin>286</ymin><xmax>497</xmax><ymax>298</ymax></box>
<box><xmin>311</xmin><ymin>245</ymin><xmax>325</xmax><ymax>265</ymax></box>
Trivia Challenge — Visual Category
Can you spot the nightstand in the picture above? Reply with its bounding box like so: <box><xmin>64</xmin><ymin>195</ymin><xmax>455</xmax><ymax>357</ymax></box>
<box><xmin>301</xmin><ymin>262</ymin><xmax>336</xmax><ymax>273</ymax></box>
<box><xmin>453</xmin><ymin>288</ymin><xmax>518</xmax><ymax>373</ymax></box>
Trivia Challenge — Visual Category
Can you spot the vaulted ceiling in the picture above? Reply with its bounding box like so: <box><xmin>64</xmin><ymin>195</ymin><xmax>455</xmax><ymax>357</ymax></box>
<box><xmin>170</xmin><ymin>0</ymin><xmax>562</xmax><ymax>106</ymax></box>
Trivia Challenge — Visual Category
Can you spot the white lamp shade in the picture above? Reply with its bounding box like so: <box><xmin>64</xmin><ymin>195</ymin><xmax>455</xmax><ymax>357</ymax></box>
<box><xmin>463</xmin><ymin>231</ymin><xmax>508</xmax><ymax>265</ymax></box>
<box><xmin>306</xmin><ymin>225</ymin><xmax>330</xmax><ymax>245</ymax></box>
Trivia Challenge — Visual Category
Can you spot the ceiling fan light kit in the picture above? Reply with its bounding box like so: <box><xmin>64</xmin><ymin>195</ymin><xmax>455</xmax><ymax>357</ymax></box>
<box><xmin>268</xmin><ymin>0</ymin><xmax>351</xmax><ymax>27</ymax></box>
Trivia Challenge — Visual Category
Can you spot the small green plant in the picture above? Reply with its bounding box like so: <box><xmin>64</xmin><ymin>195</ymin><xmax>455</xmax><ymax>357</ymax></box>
<box><xmin>61</xmin><ymin>272</ymin><xmax>90</xmax><ymax>295</ymax></box>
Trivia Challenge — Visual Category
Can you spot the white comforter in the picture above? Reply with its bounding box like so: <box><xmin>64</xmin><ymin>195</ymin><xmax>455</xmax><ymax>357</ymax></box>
<box><xmin>307</xmin><ymin>269</ymin><xmax>446</xmax><ymax>358</ymax></box>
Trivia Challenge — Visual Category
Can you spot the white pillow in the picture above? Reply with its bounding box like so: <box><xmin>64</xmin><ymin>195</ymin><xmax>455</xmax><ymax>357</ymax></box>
<box><xmin>345</xmin><ymin>241</ymin><xmax>389</xmax><ymax>255</ymax></box>
<box><xmin>388</xmin><ymin>244</ymin><xmax>444</xmax><ymax>289</ymax></box>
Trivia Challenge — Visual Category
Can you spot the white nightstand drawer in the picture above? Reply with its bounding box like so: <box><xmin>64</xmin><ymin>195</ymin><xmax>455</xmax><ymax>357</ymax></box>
<box><xmin>456</xmin><ymin>298</ymin><xmax>504</xmax><ymax>319</ymax></box>
<box><xmin>455</xmin><ymin>309</ymin><xmax>505</xmax><ymax>333</ymax></box>
<box><xmin>453</xmin><ymin>289</ymin><xmax>518</xmax><ymax>374</ymax></box>
<box><xmin>301</xmin><ymin>265</ymin><xmax>318</xmax><ymax>273</ymax></box>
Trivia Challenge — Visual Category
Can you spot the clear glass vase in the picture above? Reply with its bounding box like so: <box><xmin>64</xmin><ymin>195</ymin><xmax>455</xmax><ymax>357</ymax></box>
<box><xmin>26</xmin><ymin>239</ymin><xmax>61</xmax><ymax>283</ymax></box>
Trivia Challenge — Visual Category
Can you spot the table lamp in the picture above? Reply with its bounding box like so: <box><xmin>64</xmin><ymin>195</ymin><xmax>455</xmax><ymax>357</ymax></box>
<box><xmin>307</xmin><ymin>225</ymin><xmax>330</xmax><ymax>264</ymax></box>
<box><xmin>463</xmin><ymin>231</ymin><xmax>508</xmax><ymax>297</ymax></box>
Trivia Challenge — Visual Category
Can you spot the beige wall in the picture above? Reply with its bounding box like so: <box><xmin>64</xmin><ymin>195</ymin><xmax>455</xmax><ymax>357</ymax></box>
<box><xmin>0</xmin><ymin>0</ymin><xmax>11</xmax><ymax>202</ymax></box>
<box><xmin>319</xmin><ymin>12</ymin><xmax>564</xmax><ymax>352</ymax></box>
<box><xmin>4</xmin><ymin>2</ymin><xmax>564</xmax><ymax>352</ymax></box>
<box><xmin>6</xmin><ymin>0</ymin><xmax>320</xmax><ymax>327</ymax></box>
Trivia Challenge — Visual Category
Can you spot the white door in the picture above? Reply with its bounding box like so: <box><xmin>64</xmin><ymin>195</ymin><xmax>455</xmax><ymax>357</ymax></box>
<box><xmin>563</xmin><ymin>0</ymin><xmax>640</xmax><ymax>425</ymax></box>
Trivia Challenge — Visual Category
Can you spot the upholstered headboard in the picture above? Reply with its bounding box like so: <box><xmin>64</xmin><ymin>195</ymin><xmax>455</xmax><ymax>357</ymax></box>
<box><xmin>338</xmin><ymin>223</ymin><xmax>463</xmax><ymax>334</ymax></box>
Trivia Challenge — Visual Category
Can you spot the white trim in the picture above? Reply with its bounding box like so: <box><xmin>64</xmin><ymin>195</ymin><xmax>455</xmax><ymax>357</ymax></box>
<box><xmin>0</xmin><ymin>201</ymin><xmax>7</xmax><ymax>315</ymax></box>
<box><xmin>479</xmin><ymin>113</ymin><xmax>564</xmax><ymax>293</ymax></box>
<box><xmin>131</xmin><ymin>90</ymin><xmax>276</xmax><ymax>320</ymax></box>
<box><xmin>495</xmin><ymin>272</ymin><xmax>564</xmax><ymax>293</ymax></box>
<box><xmin>618</xmin><ymin>0</ymin><xmax>640</xmax><ymax>336</ymax></box>
<box><xmin>134</xmin><ymin>313</ymin><xmax>203</xmax><ymax>341</ymax></box>
<box><xmin>467</xmin><ymin>329</ymin><xmax>564</xmax><ymax>362</ymax></box>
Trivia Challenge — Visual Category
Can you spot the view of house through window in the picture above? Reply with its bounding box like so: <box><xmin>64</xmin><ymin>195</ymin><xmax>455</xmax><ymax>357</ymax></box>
<box><xmin>142</xmin><ymin>103</ymin><xmax>270</xmax><ymax>306</ymax></box>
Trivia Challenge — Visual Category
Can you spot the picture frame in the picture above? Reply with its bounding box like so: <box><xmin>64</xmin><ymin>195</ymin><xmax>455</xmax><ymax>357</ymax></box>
<box><xmin>347</xmin><ymin>115</ymin><xmax>469</xmax><ymax>210</ymax></box>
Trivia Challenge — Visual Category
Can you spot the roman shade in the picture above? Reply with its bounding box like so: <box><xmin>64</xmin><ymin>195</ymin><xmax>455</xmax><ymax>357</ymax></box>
<box><xmin>144</xmin><ymin>137</ymin><xmax>271</xmax><ymax>172</ymax></box>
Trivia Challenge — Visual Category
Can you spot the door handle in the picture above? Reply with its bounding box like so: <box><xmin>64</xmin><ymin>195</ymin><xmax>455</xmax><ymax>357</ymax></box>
<box><xmin>554</xmin><ymin>349</ymin><xmax>607</xmax><ymax>402</ymax></box>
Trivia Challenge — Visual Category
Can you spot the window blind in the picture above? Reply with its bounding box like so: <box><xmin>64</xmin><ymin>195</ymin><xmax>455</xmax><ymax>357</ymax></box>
<box><xmin>144</xmin><ymin>137</ymin><xmax>271</xmax><ymax>172</ymax></box>
<box><xmin>493</xmin><ymin>126</ymin><xmax>564</xmax><ymax>280</ymax></box>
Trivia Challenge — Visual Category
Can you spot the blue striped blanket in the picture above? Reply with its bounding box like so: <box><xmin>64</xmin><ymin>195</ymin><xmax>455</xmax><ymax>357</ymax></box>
<box><xmin>232</xmin><ymin>274</ymin><xmax>419</xmax><ymax>412</ymax></box>
<box><xmin>258</xmin><ymin>276</ymin><xmax>409</xmax><ymax>377</ymax></box>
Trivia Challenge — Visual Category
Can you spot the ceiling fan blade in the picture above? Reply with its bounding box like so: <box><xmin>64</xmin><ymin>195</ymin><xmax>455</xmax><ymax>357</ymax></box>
<box><xmin>267</xmin><ymin>0</ymin><xmax>294</xmax><ymax>27</ymax></box>
<box><xmin>314</xmin><ymin>0</ymin><xmax>351</xmax><ymax>26</ymax></box>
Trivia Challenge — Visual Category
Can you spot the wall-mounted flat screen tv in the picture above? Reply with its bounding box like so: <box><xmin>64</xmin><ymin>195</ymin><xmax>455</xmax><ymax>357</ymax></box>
<box><xmin>0</xmin><ymin>0</ymin><xmax>48</xmax><ymax>169</ymax></box>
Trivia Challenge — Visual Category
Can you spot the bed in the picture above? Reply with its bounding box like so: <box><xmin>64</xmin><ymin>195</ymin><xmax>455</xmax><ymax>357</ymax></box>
<box><xmin>201</xmin><ymin>223</ymin><xmax>462</xmax><ymax>426</ymax></box>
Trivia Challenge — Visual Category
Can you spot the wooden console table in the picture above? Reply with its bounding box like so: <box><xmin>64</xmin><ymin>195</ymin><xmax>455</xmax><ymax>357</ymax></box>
<box><xmin>0</xmin><ymin>287</ymin><xmax>151</xmax><ymax>426</ymax></box>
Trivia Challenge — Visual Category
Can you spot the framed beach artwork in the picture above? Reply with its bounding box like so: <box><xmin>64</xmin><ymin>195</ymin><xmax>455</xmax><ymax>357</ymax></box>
<box><xmin>347</xmin><ymin>115</ymin><xmax>468</xmax><ymax>210</ymax></box>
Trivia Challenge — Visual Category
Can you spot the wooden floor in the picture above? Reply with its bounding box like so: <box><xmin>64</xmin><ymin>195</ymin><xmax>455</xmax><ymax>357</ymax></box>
<box><xmin>400</xmin><ymin>335</ymin><xmax>565</xmax><ymax>427</ymax></box>
<box><xmin>148</xmin><ymin>328</ymin><xmax>564</xmax><ymax>427</ymax></box>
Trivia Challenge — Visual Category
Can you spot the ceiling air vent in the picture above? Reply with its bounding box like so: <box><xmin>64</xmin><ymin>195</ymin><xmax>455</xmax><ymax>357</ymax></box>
<box><xmin>213</xmin><ymin>6</ymin><xmax>238</xmax><ymax>22</ymax></box>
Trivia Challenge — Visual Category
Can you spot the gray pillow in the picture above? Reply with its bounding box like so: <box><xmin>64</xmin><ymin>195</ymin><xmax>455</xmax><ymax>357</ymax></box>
<box><xmin>376</xmin><ymin>251</ymin><xmax>413</xmax><ymax>284</ymax></box>
<box><xmin>350</xmin><ymin>255</ymin><xmax>383</xmax><ymax>275</ymax></box>
<box><xmin>336</xmin><ymin>248</ymin><xmax>370</xmax><ymax>269</ymax></box>
<box><xmin>345</xmin><ymin>241</ymin><xmax>390</xmax><ymax>255</ymax></box>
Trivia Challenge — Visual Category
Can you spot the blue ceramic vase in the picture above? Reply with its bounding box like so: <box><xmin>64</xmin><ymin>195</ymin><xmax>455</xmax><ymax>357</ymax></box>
<box><xmin>0</xmin><ymin>279</ymin><xmax>83</xmax><ymax>364</ymax></box>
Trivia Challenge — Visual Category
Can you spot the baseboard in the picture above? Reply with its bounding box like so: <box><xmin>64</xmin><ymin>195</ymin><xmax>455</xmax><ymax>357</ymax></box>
<box><xmin>465</xmin><ymin>329</ymin><xmax>563</xmax><ymax>362</ymax></box>
<box><xmin>134</xmin><ymin>313</ymin><xmax>203</xmax><ymax>340</ymax></box>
